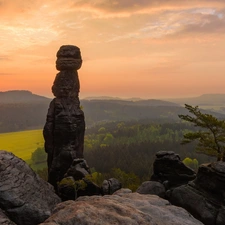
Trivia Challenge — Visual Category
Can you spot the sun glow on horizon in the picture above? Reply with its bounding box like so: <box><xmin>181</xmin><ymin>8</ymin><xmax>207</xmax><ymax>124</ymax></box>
<box><xmin>0</xmin><ymin>0</ymin><xmax>225</xmax><ymax>98</ymax></box>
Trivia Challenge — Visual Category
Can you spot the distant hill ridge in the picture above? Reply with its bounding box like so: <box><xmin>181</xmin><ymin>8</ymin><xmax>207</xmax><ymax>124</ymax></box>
<box><xmin>0</xmin><ymin>90</ymin><xmax>50</xmax><ymax>103</ymax></box>
<box><xmin>2</xmin><ymin>90</ymin><xmax>225</xmax><ymax>105</ymax></box>
<box><xmin>0</xmin><ymin>90</ymin><xmax>179</xmax><ymax>107</ymax></box>
<box><xmin>83</xmin><ymin>99</ymin><xmax>179</xmax><ymax>107</ymax></box>
<box><xmin>0</xmin><ymin>90</ymin><xmax>225</xmax><ymax>133</ymax></box>
<box><xmin>165</xmin><ymin>93</ymin><xmax>225</xmax><ymax>106</ymax></box>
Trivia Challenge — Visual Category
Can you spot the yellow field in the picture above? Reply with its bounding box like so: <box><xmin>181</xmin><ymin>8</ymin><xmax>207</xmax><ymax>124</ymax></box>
<box><xmin>0</xmin><ymin>129</ymin><xmax>44</xmax><ymax>161</ymax></box>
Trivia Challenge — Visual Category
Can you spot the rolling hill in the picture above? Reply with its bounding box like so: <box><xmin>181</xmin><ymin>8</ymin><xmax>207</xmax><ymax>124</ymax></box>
<box><xmin>0</xmin><ymin>90</ymin><xmax>225</xmax><ymax>133</ymax></box>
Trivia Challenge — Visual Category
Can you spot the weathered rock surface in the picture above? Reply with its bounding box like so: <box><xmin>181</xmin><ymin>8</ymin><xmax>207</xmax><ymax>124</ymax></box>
<box><xmin>58</xmin><ymin>176</ymin><xmax>102</xmax><ymax>201</ymax></box>
<box><xmin>168</xmin><ymin>161</ymin><xmax>225</xmax><ymax>225</ymax></box>
<box><xmin>65</xmin><ymin>158</ymin><xmax>90</xmax><ymax>179</ymax></box>
<box><xmin>40</xmin><ymin>190</ymin><xmax>203</xmax><ymax>225</ymax></box>
<box><xmin>0</xmin><ymin>150</ymin><xmax>61</xmax><ymax>225</ymax></box>
<box><xmin>52</xmin><ymin>70</ymin><xmax>80</xmax><ymax>98</ymax></box>
<box><xmin>43</xmin><ymin>45</ymin><xmax>85</xmax><ymax>190</ymax></box>
<box><xmin>0</xmin><ymin>209</ymin><xmax>16</xmax><ymax>225</ymax></box>
<box><xmin>57</xmin><ymin>158</ymin><xmax>101</xmax><ymax>201</ymax></box>
<box><xmin>102</xmin><ymin>178</ymin><xmax>122</xmax><ymax>195</ymax></box>
<box><xmin>151</xmin><ymin>151</ymin><xmax>196</xmax><ymax>189</ymax></box>
<box><xmin>55</xmin><ymin>45</ymin><xmax>82</xmax><ymax>71</ymax></box>
<box><xmin>136</xmin><ymin>181</ymin><xmax>166</xmax><ymax>198</ymax></box>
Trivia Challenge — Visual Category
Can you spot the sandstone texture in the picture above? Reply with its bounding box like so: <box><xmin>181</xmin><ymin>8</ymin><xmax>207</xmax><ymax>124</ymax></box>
<box><xmin>0</xmin><ymin>150</ymin><xmax>61</xmax><ymax>225</ymax></box>
<box><xmin>151</xmin><ymin>151</ymin><xmax>196</xmax><ymax>189</ymax></box>
<box><xmin>102</xmin><ymin>178</ymin><xmax>122</xmax><ymax>195</ymax></box>
<box><xmin>0</xmin><ymin>209</ymin><xmax>16</xmax><ymax>225</ymax></box>
<box><xmin>55</xmin><ymin>45</ymin><xmax>82</xmax><ymax>71</ymax></box>
<box><xmin>169</xmin><ymin>161</ymin><xmax>225</xmax><ymax>225</ymax></box>
<box><xmin>136</xmin><ymin>181</ymin><xmax>166</xmax><ymax>198</ymax></box>
<box><xmin>43</xmin><ymin>45</ymin><xmax>85</xmax><ymax>190</ymax></box>
<box><xmin>40</xmin><ymin>190</ymin><xmax>203</xmax><ymax>225</ymax></box>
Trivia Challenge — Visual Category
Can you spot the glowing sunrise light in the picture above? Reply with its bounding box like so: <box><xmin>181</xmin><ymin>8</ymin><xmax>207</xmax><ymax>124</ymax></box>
<box><xmin>0</xmin><ymin>0</ymin><xmax>225</xmax><ymax>99</ymax></box>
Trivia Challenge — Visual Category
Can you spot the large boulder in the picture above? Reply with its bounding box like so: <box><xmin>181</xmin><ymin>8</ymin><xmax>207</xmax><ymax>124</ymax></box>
<box><xmin>102</xmin><ymin>178</ymin><xmax>122</xmax><ymax>195</ymax></box>
<box><xmin>169</xmin><ymin>161</ymin><xmax>225</xmax><ymax>225</ymax></box>
<box><xmin>0</xmin><ymin>209</ymin><xmax>16</xmax><ymax>225</ymax></box>
<box><xmin>0</xmin><ymin>150</ymin><xmax>61</xmax><ymax>225</ymax></box>
<box><xmin>136</xmin><ymin>181</ymin><xmax>166</xmax><ymax>198</ymax></box>
<box><xmin>151</xmin><ymin>151</ymin><xmax>196</xmax><ymax>189</ymax></box>
<box><xmin>40</xmin><ymin>189</ymin><xmax>203</xmax><ymax>225</ymax></box>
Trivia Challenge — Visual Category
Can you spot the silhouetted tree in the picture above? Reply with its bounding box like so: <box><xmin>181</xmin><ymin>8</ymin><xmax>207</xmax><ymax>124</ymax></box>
<box><xmin>179</xmin><ymin>104</ymin><xmax>225</xmax><ymax>161</ymax></box>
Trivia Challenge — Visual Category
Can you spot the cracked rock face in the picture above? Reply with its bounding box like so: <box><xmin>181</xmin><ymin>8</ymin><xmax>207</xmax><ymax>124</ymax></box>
<box><xmin>0</xmin><ymin>209</ymin><xmax>16</xmax><ymax>225</ymax></box>
<box><xmin>102</xmin><ymin>178</ymin><xmax>122</xmax><ymax>195</ymax></box>
<box><xmin>55</xmin><ymin>45</ymin><xmax>82</xmax><ymax>71</ymax></box>
<box><xmin>40</xmin><ymin>190</ymin><xmax>203</xmax><ymax>225</ymax></box>
<box><xmin>43</xmin><ymin>45</ymin><xmax>85</xmax><ymax>191</ymax></box>
<box><xmin>53</xmin><ymin>45</ymin><xmax>82</xmax><ymax>98</ymax></box>
<box><xmin>150</xmin><ymin>151</ymin><xmax>196</xmax><ymax>189</ymax></box>
<box><xmin>168</xmin><ymin>161</ymin><xmax>225</xmax><ymax>225</ymax></box>
<box><xmin>136</xmin><ymin>181</ymin><xmax>166</xmax><ymax>198</ymax></box>
<box><xmin>0</xmin><ymin>150</ymin><xmax>61</xmax><ymax>225</ymax></box>
<box><xmin>52</xmin><ymin>70</ymin><xmax>80</xmax><ymax>98</ymax></box>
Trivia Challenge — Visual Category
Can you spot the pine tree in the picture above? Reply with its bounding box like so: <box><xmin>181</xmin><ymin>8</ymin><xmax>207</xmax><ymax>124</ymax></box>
<box><xmin>178</xmin><ymin>104</ymin><xmax>225</xmax><ymax>161</ymax></box>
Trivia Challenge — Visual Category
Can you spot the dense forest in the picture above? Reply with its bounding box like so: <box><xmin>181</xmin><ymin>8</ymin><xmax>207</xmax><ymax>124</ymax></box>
<box><xmin>84</xmin><ymin>120</ymin><xmax>213</xmax><ymax>174</ymax></box>
<box><xmin>0</xmin><ymin>91</ymin><xmax>187</xmax><ymax>133</ymax></box>
<box><xmin>1</xmin><ymin>90</ymin><xmax>223</xmax><ymax>190</ymax></box>
<box><xmin>33</xmin><ymin>120</ymin><xmax>214</xmax><ymax>190</ymax></box>
<box><xmin>1</xmin><ymin>91</ymin><xmax>225</xmax><ymax>133</ymax></box>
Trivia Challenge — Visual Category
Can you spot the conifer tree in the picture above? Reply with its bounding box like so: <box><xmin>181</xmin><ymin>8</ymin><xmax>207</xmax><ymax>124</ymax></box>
<box><xmin>178</xmin><ymin>104</ymin><xmax>225</xmax><ymax>161</ymax></box>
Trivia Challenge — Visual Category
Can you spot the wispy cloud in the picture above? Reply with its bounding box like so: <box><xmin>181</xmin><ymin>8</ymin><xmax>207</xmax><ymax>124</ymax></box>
<box><xmin>0</xmin><ymin>0</ymin><xmax>225</xmax><ymax>98</ymax></box>
<box><xmin>72</xmin><ymin>0</ymin><xmax>225</xmax><ymax>13</ymax></box>
<box><xmin>0</xmin><ymin>73</ymin><xmax>14</xmax><ymax>76</ymax></box>
<box><xmin>0</xmin><ymin>55</ymin><xmax>11</xmax><ymax>61</ymax></box>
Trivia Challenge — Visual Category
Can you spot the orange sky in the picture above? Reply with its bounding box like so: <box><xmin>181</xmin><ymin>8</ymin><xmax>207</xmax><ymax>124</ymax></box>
<box><xmin>0</xmin><ymin>0</ymin><xmax>225</xmax><ymax>99</ymax></box>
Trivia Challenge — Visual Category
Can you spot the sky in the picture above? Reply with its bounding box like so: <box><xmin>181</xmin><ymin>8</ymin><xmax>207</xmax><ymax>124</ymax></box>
<box><xmin>0</xmin><ymin>0</ymin><xmax>225</xmax><ymax>99</ymax></box>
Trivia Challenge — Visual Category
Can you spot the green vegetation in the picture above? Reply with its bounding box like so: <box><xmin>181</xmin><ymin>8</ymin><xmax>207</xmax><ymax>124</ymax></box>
<box><xmin>84</xmin><ymin>120</ymin><xmax>213</xmax><ymax>185</ymax></box>
<box><xmin>0</xmin><ymin>119</ymin><xmax>215</xmax><ymax>190</ymax></box>
<box><xmin>179</xmin><ymin>104</ymin><xmax>225</xmax><ymax>161</ymax></box>
<box><xmin>0</xmin><ymin>129</ymin><xmax>44</xmax><ymax>161</ymax></box>
<box><xmin>31</xmin><ymin>147</ymin><xmax>47</xmax><ymax>164</ymax></box>
<box><xmin>183</xmin><ymin>157</ymin><xmax>199</xmax><ymax>171</ymax></box>
<box><xmin>2</xmin><ymin>91</ymin><xmax>225</xmax><ymax>190</ymax></box>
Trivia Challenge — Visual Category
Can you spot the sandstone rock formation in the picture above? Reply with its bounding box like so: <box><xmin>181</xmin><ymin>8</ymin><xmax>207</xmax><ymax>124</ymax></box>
<box><xmin>0</xmin><ymin>150</ymin><xmax>61</xmax><ymax>225</ymax></box>
<box><xmin>102</xmin><ymin>178</ymin><xmax>122</xmax><ymax>195</ymax></box>
<box><xmin>0</xmin><ymin>149</ymin><xmax>208</xmax><ymax>225</ymax></box>
<box><xmin>65</xmin><ymin>158</ymin><xmax>90</xmax><ymax>179</ymax></box>
<box><xmin>168</xmin><ymin>161</ymin><xmax>225</xmax><ymax>225</ymax></box>
<box><xmin>43</xmin><ymin>45</ymin><xmax>85</xmax><ymax>190</ymax></box>
<box><xmin>0</xmin><ymin>209</ymin><xmax>16</xmax><ymax>225</ymax></box>
<box><xmin>136</xmin><ymin>181</ymin><xmax>166</xmax><ymax>198</ymax></box>
<box><xmin>150</xmin><ymin>151</ymin><xmax>196</xmax><ymax>190</ymax></box>
<box><xmin>40</xmin><ymin>189</ymin><xmax>203</xmax><ymax>225</ymax></box>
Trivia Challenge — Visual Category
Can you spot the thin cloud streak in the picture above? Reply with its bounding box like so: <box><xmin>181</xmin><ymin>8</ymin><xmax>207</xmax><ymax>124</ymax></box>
<box><xmin>0</xmin><ymin>0</ymin><xmax>225</xmax><ymax>98</ymax></box>
<box><xmin>72</xmin><ymin>0</ymin><xmax>225</xmax><ymax>13</ymax></box>
<box><xmin>0</xmin><ymin>73</ymin><xmax>14</xmax><ymax>76</ymax></box>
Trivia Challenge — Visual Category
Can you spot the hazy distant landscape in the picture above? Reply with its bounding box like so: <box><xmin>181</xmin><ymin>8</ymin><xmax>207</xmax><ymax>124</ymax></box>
<box><xmin>1</xmin><ymin>90</ymin><xmax>225</xmax><ymax>133</ymax></box>
<box><xmin>0</xmin><ymin>89</ymin><xmax>220</xmax><ymax>190</ymax></box>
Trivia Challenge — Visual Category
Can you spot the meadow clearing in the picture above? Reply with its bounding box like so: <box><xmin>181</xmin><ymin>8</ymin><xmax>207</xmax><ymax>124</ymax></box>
<box><xmin>0</xmin><ymin>129</ymin><xmax>44</xmax><ymax>161</ymax></box>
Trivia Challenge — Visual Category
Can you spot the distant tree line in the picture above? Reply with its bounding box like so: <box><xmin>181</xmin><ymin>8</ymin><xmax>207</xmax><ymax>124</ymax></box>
<box><xmin>32</xmin><ymin>113</ymin><xmax>219</xmax><ymax>189</ymax></box>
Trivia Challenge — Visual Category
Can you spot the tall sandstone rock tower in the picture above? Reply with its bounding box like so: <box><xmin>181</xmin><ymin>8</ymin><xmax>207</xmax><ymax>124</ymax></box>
<box><xmin>43</xmin><ymin>45</ymin><xmax>85</xmax><ymax>190</ymax></box>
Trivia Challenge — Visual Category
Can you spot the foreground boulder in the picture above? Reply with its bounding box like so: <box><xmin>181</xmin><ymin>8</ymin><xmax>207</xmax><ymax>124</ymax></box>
<box><xmin>0</xmin><ymin>150</ymin><xmax>61</xmax><ymax>225</ymax></box>
<box><xmin>151</xmin><ymin>151</ymin><xmax>196</xmax><ymax>189</ymax></box>
<box><xmin>136</xmin><ymin>181</ymin><xmax>166</xmax><ymax>198</ymax></box>
<box><xmin>40</xmin><ymin>189</ymin><xmax>203</xmax><ymax>225</ymax></box>
<box><xmin>102</xmin><ymin>178</ymin><xmax>122</xmax><ymax>195</ymax></box>
<box><xmin>0</xmin><ymin>209</ymin><xmax>16</xmax><ymax>225</ymax></box>
<box><xmin>169</xmin><ymin>161</ymin><xmax>225</xmax><ymax>225</ymax></box>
